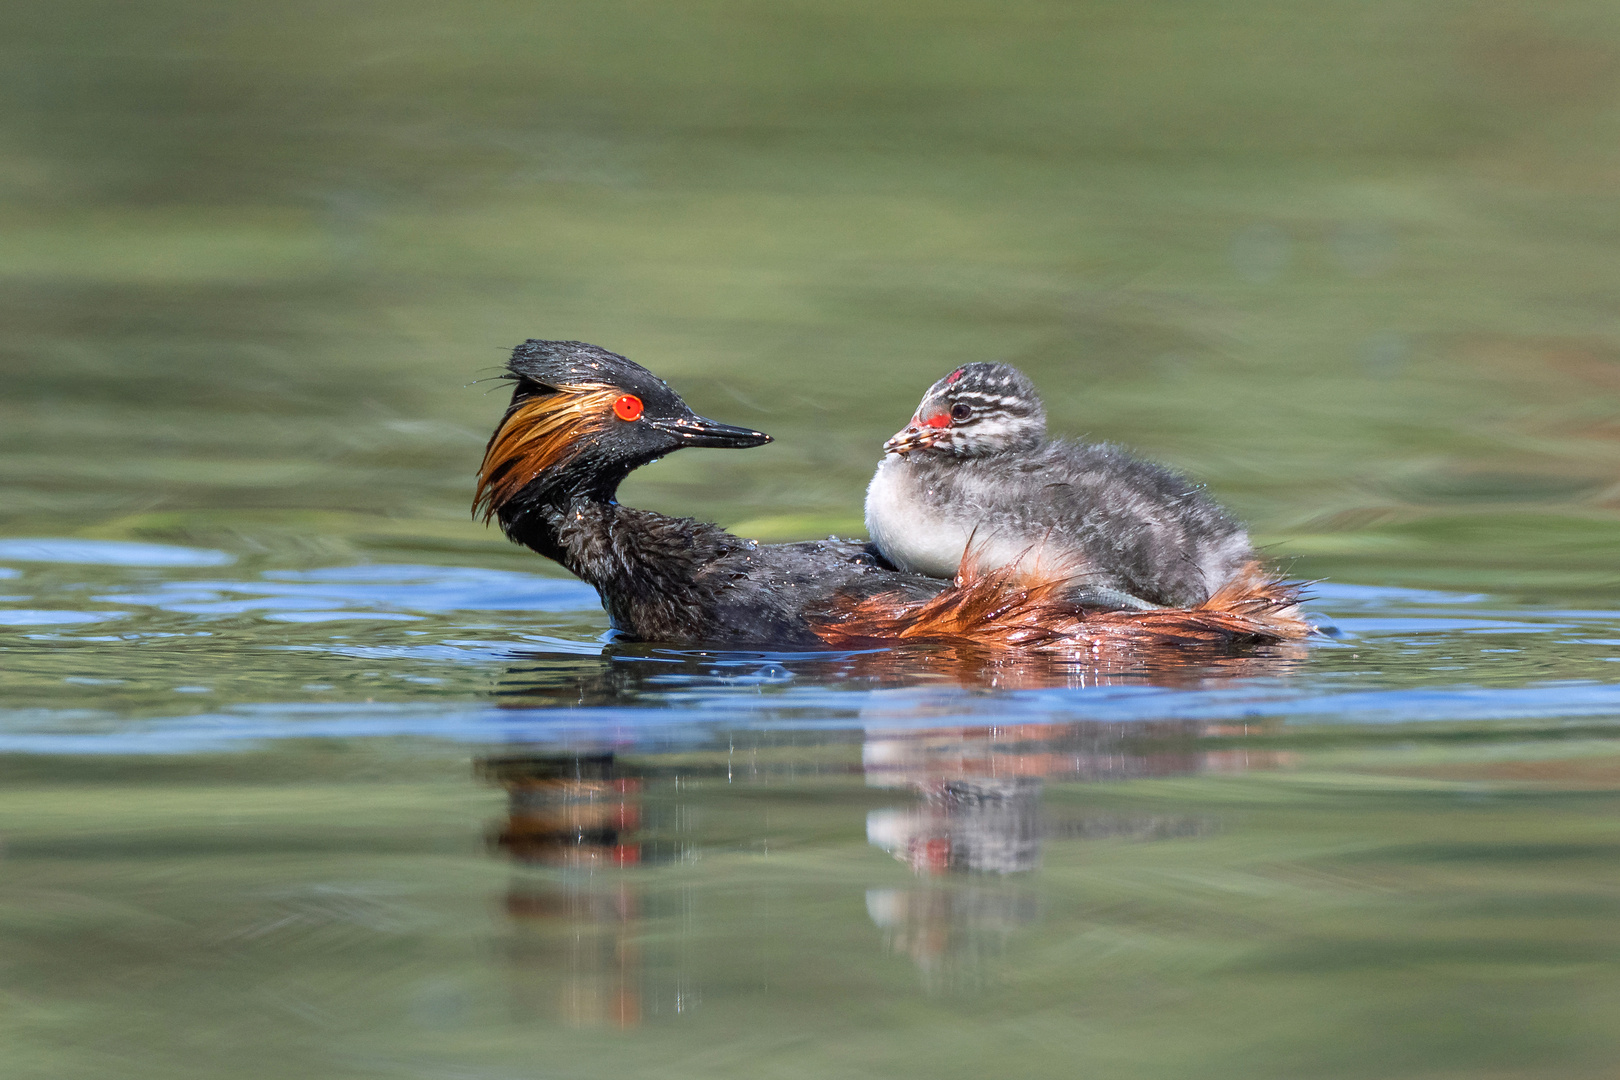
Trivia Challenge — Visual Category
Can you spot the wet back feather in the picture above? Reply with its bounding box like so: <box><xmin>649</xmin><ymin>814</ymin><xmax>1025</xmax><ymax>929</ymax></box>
<box><xmin>813</xmin><ymin>556</ymin><xmax>1307</xmax><ymax>651</ymax></box>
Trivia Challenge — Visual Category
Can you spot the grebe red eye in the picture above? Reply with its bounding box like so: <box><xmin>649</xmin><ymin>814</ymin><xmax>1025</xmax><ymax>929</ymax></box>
<box><xmin>950</xmin><ymin>402</ymin><xmax>972</xmax><ymax>422</ymax></box>
<box><xmin>613</xmin><ymin>395</ymin><xmax>644</xmax><ymax>421</ymax></box>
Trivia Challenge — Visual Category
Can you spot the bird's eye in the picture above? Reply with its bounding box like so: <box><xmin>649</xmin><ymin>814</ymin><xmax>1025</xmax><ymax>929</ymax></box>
<box><xmin>613</xmin><ymin>395</ymin><xmax>644</xmax><ymax>421</ymax></box>
<box><xmin>950</xmin><ymin>402</ymin><xmax>972</xmax><ymax>422</ymax></box>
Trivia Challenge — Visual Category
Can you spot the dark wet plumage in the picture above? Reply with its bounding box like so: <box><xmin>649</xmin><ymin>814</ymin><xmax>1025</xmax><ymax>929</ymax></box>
<box><xmin>479</xmin><ymin>340</ymin><xmax>948</xmax><ymax>646</ymax></box>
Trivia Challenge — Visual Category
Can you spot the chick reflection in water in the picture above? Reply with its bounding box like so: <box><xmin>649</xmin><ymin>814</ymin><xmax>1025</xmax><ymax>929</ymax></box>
<box><xmin>863</xmin><ymin>722</ymin><xmax>1291</xmax><ymax>985</ymax></box>
<box><xmin>481</xmin><ymin>753</ymin><xmax>685</xmax><ymax>1029</ymax></box>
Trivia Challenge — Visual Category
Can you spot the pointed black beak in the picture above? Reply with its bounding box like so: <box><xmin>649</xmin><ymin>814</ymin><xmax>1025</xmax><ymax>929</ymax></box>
<box><xmin>649</xmin><ymin>414</ymin><xmax>773</xmax><ymax>449</ymax></box>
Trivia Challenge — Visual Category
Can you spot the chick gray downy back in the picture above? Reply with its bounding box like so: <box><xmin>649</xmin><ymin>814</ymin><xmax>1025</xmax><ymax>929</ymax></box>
<box><xmin>864</xmin><ymin>362</ymin><xmax>1255</xmax><ymax>609</ymax></box>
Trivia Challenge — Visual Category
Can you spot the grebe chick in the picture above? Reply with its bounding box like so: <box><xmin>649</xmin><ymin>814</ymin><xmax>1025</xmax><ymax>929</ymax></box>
<box><xmin>864</xmin><ymin>363</ymin><xmax>1255</xmax><ymax>609</ymax></box>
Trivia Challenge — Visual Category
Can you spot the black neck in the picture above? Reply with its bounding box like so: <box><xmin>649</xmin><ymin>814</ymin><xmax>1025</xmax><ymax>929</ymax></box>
<box><xmin>496</xmin><ymin>482</ymin><xmax>740</xmax><ymax>639</ymax></box>
<box><xmin>493</xmin><ymin>456</ymin><xmax>632</xmax><ymax>571</ymax></box>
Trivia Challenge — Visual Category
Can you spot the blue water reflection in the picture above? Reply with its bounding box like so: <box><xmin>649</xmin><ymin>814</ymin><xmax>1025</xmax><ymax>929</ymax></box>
<box><xmin>96</xmin><ymin>564</ymin><xmax>598</xmax><ymax>616</ymax></box>
<box><xmin>0</xmin><ymin>538</ymin><xmax>234</xmax><ymax>566</ymax></box>
<box><xmin>5</xmin><ymin>539</ymin><xmax>1620</xmax><ymax>754</ymax></box>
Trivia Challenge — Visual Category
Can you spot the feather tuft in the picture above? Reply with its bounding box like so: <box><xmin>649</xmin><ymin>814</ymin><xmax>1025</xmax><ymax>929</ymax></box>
<box><xmin>813</xmin><ymin>555</ymin><xmax>1309</xmax><ymax>652</ymax></box>
<box><xmin>473</xmin><ymin>385</ymin><xmax>620</xmax><ymax>521</ymax></box>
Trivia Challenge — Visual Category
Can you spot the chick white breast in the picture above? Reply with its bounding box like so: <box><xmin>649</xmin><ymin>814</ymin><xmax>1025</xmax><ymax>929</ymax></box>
<box><xmin>865</xmin><ymin>454</ymin><xmax>971</xmax><ymax>578</ymax></box>
<box><xmin>865</xmin><ymin>453</ymin><xmax>1070</xmax><ymax>580</ymax></box>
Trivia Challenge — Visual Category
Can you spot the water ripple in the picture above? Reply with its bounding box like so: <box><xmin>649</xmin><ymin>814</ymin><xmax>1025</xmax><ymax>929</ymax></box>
<box><xmin>0</xmin><ymin>538</ymin><xmax>234</xmax><ymax>566</ymax></box>
<box><xmin>6</xmin><ymin>558</ymin><xmax>1620</xmax><ymax>753</ymax></box>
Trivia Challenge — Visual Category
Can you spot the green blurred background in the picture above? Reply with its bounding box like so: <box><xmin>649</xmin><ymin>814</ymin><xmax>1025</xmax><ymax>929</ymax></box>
<box><xmin>4</xmin><ymin>0</ymin><xmax>1620</xmax><ymax>593</ymax></box>
<box><xmin>10</xmin><ymin>9</ymin><xmax>1620</xmax><ymax>1078</ymax></box>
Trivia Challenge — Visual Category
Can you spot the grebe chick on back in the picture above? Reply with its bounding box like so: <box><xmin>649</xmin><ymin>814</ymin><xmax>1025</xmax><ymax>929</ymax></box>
<box><xmin>476</xmin><ymin>341</ymin><xmax>1304</xmax><ymax>650</ymax></box>
<box><xmin>865</xmin><ymin>363</ymin><xmax>1255</xmax><ymax>609</ymax></box>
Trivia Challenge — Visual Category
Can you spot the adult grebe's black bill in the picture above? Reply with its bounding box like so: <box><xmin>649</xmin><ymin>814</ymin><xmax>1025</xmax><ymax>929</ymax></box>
<box><xmin>649</xmin><ymin>415</ymin><xmax>772</xmax><ymax>448</ymax></box>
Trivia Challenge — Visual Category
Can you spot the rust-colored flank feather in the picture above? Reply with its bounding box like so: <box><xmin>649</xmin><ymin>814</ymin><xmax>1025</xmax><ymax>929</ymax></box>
<box><xmin>813</xmin><ymin>555</ymin><xmax>1309</xmax><ymax>653</ymax></box>
<box><xmin>474</xmin><ymin>385</ymin><xmax>620</xmax><ymax>522</ymax></box>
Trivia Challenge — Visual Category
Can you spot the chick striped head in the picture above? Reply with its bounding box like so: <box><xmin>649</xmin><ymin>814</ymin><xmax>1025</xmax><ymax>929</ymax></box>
<box><xmin>882</xmin><ymin>363</ymin><xmax>1047</xmax><ymax>458</ymax></box>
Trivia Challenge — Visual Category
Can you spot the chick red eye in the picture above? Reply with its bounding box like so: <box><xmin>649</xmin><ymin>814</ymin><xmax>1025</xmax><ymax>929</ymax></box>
<box><xmin>613</xmin><ymin>395</ymin><xmax>644</xmax><ymax>421</ymax></box>
<box><xmin>950</xmin><ymin>403</ymin><xmax>972</xmax><ymax>422</ymax></box>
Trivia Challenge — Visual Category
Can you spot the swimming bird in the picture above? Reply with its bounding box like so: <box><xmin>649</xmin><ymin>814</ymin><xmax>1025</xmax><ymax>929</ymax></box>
<box><xmin>865</xmin><ymin>362</ymin><xmax>1256</xmax><ymax>610</ymax></box>
<box><xmin>476</xmin><ymin>341</ymin><xmax>1304</xmax><ymax>650</ymax></box>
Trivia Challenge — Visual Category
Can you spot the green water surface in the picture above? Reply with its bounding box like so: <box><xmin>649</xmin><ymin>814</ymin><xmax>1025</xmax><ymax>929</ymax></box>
<box><xmin>5</xmin><ymin>1</ymin><xmax>1620</xmax><ymax>1077</ymax></box>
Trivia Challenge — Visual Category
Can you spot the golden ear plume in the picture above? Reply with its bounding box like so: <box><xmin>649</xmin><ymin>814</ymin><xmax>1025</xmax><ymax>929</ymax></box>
<box><xmin>474</xmin><ymin>385</ymin><xmax>621</xmax><ymax>521</ymax></box>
